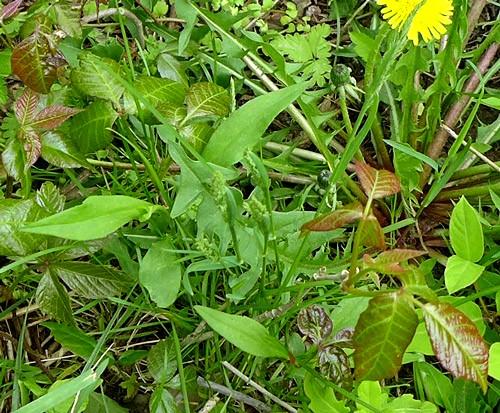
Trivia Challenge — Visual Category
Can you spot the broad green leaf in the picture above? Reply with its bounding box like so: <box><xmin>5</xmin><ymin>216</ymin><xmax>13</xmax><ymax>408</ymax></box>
<box><xmin>303</xmin><ymin>373</ymin><xmax>349</xmax><ymax>413</ymax></box>
<box><xmin>449</xmin><ymin>197</ymin><xmax>484</xmax><ymax>262</ymax></box>
<box><xmin>0</xmin><ymin>198</ymin><xmax>47</xmax><ymax>256</ymax></box>
<box><xmin>85</xmin><ymin>392</ymin><xmax>128</xmax><ymax>413</ymax></box>
<box><xmin>49</xmin><ymin>261</ymin><xmax>132</xmax><ymax>298</ymax></box>
<box><xmin>139</xmin><ymin>239</ymin><xmax>182</xmax><ymax>308</ymax></box>
<box><xmin>157</xmin><ymin>53</ymin><xmax>188</xmax><ymax>86</ymax></box>
<box><xmin>358</xmin><ymin>214</ymin><xmax>386</xmax><ymax>250</ymax></box>
<box><xmin>41</xmin><ymin>131</ymin><xmax>88</xmax><ymax>168</ymax></box>
<box><xmin>202</xmin><ymin>83</ymin><xmax>307</xmax><ymax>166</ymax></box>
<box><xmin>194</xmin><ymin>306</ymin><xmax>289</xmax><ymax>359</ymax></box>
<box><xmin>36</xmin><ymin>272</ymin><xmax>74</xmax><ymax>326</ymax></box>
<box><xmin>36</xmin><ymin>182</ymin><xmax>65</xmax><ymax>214</ymax></box>
<box><xmin>355</xmin><ymin>381</ymin><xmax>388</xmax><ymax>411</ymax></box>
<box><xmin>422</xmin><ymin>302</ymin><xmax>489</xmax><ymax>392</ymax></box>
<box><xmin>149</xmin><ymin>388</ymin><xmax>178</xmax><ymax>413</ymax></box>
<box><xmin>184</xmin><ymin>82</ymin><xmax>230</xmax><ymax>123</ymax></box>
<box><xmin>43</xmin><ymin>322</ymin><xmax>98</xmax><ymax>359</ymax></box>
<box><xmin>47</xmin><ymin>379</ymin><xmax>88</xmax><ymax>413</ymax></box>
<box><xmin>413</xmin><ymin>361</ymin><xmax>453</xmax><ymax>410</ymax></box>
<box><xmin>301</xmin><ymin>201</ymin><xmax>363</xmax><ymax>233</ymax></box>
<box><xmin>354</xmin><ymin>161</ymin><xmax>401</xmax><ymax>199</ymax></box>
<box><xmin>54</xmin><ymin>1</ymin><xmax>82</xmax><ymax>37</ymax></box>
<box><xmin>71</xmin><ymin>53</ymin><xmax>124</xmax><ymax>104</ymax></box>
<box><xmin>11</xmin><ymin>31</ymin><xmax>58</xmax><ymax>93</ymax></box>
<box><xmin>489</xmin><ymin>342</ymin><xmax>500</xmax><ymax>381</ymax></box>
<box><xmin>1</xmin><ymin>137</ymin><xmax>25</xmax><ymax>180</ymax></box>
<box><xmin>387</xmin><ymin>395</ymin><xmax>438</xmax><ymax>412</ymax></box>
<box><xmin>69</xmin><ymin>100</ymin><xmax>118</xmax><ymax>153</ymax></box>
<box><xmin>444</xmin><ymin>255</ymin><xmax>484</xmax><ymax>294</ymax></box>
<box><xmin>22</xmin><ymin>195</ymin><xmax>161</xmax><ymax>241</ymax></box>
<box><xmin>353</xmin><ymin>291</ymin><xmax>418</xmax><ymax>380</ymax></box>
<box><xmin>147</xmin><ymin>339</ymin><xmax>177</xmax><ymax>383</ymax></box>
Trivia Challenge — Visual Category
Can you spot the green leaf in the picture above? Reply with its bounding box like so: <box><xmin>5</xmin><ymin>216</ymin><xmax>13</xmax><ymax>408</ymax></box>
<box><xmin>422</xmin><ymin>302</ymin><xmax>489</xmax><ymax>392</ymax></box>
<box><xmin>71</xmin><ymin>53</ymin><xmax>124</xmax><ymax>104</ymax></box>
<box><xmin>49</xmin><ymin>261</ymin><xmax>132</xmax><ymax>298</ymax></box>
<box><xmin>41</xmin><ymin>131</ymin><xmax>88</xmax><ymax>168</ymax></box>
<box><xmin>36</xmin><ymin>182</ymin><xmax>65</xmax><ymax>214</ymax></box>
<box><xmin>2</xmin><ymin>136</ymin><xmax>26</xmax><ymax>180</ymax></box>
<box><xmin>157</xmin><ymin>53</ymin><xmax>188</xmax><ymax>87</ymax></box>
<box><xmin>149</xmin><ymin>388</ymin><xmax>178</xmax><ymax>413</ymax></box>
<box><xmin>449</xmin><ymin>197</ymin><xmax>484</xmax><ymax>262</ymax></box>
<box><xmin>22</xmin><ymin>195</ymin><xmax>161</xmax><ymax>241</ymax></box>
<box><xmin>69</xmin><ymin>100</ymin><xmax>118</xmax><ymax>153</ymax></box>
<box><xmin>355</xmin><ymin>381</ymin><xmax>388</xmax><ymax>412</ymax></box>
<box><xmin>489</xmin><ymin>342</ymin><xmax>500</xmax><ymax>381</ymax></box>
<box><xmin>385</xmin><ymin>140</ymin><xmax>439</xmax><ymax>170</ymax></box>
<box><xmin>175</xmin><ymin>0</ymin><xmax>197</xmax><ymax>55</ymax></box>
<box><xmin>11</xmin><ymin>31</ymin><xmax>58</xmax><ymax>93</ymax></box>
<box><xmin>194</xmin><ymin>306</ymin><xmax>289</xmax><ymax>359</ymax></box>
<box><xmin>358</xmin><ymin>214</ymin><xmax>386</xmax><ymax>250</ymax></box>
<box><xmin>147</xmin><ymin>339</ymin><xmax>177</xmax><ymax>383</ymax></box>
<box><xmin>303</xmin><ymin>373</ymin><xmax>349</xmax><ymax>413</ymax></box>
<box><xmin>54</xmin><ymin>1</ymin><xmax>82</xmax><ymax>38</ymax></box>
<box><xmin>444</xmin><ymin>255</ymin><xmax>484</xmax><ymax>294</ymax></box>
<box><xmin>184</xmin><ymin>82</ymin><xmax>230</xmax><ymax>123</ymax></box>
<box><xmin>139</xmin><ymin>239</ymin><xmax>182</xmax><ymax>308</ymax></box>
<box><xmin>202</xmin><ymin>83</ymin><xmax>307</xmax><ymax>166</ymax></box>
<box><xmin>353</xmin><ymin>291</ymin><xmax>418</xmax><ymax>380</ymax></box>
<box><xmin>85</xmin><ymin>392</ymin><xmax>128</xmax><ymax>413</ymax></box>
<box><xmin>43</xmin><ymin>322</ymin><xmax>98</xmax><ymax>359</ymax></box>
<box><xmin>36</xmin><ymin>272</ymin><xmax>74</xmax><ymax>326</ymax></box>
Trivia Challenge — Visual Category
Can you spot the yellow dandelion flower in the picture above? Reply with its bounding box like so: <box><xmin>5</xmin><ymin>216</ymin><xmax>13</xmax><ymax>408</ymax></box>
<box><xmin>377</xmin><ymin>0</ymin><xmax>454</xmax><ymax>45</ymax></box>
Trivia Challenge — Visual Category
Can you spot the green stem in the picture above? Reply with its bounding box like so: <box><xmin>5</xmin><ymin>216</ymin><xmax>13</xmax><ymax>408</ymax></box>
<box><xmin>172</xmin><ymin>324</ymin><xmax>191</xmax><ymax>413</ymax></box>
<box><xmin>450</xmin><ymin>162</ymin><xmax>500</xmax><ymax>181</ymax></box>
<box><xmin>371</xmin><ymin>115</ymin><xmax>393</xmax><ymax>170</ymax></box>
<box><xmin>435</xmin><ymin>180</ymin><xmax>500</xmax><ymax>201</ymax></box>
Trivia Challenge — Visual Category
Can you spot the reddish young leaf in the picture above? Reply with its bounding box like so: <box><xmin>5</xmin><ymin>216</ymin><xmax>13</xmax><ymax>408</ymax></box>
<box><xmin>422</xmin><ymin>302</ymin><xmax>489</xmax><ymax>392</ymax></box>
<box><xmin>353</xmin><ymin>290</ymin><xmax>418</xmax><ymax>380</ymax></box>
<box><xmin>20</xmin><ymin>128</ymin><xmax>42</xmax><ymax>167</ymax></box>
<box><xmin>31</xmin><ymin>105</ymin><xmax>81</xmax><ymax>130</ymax></box>
<box><xmin>358</xmin><ymin>214</ymin><xmax>385</xmax><ymax>250</ymax></box>
<box><xmin>11</xmin><ymin>31</ymin><xmax>58</xmax><ymax>94</ymax></box>
<box><xmin>0</xmin><ymin>0</ymin><xmax>23</xmax><ymax>22</ymax></box>
<box><xmin>301</xmin><ymin>202</ymin><xmax>363</xmax><ymax>233</ymax></box>
<box><xmin>15</xmin><ymin>88</ymin><xmax>40</xmax><ymax>126</ymax></box>
<box><xmin>375</xmin><ymin>249</ymin><xmax>427</xmax><ymax>264</ymax></box>
<box><xmin>363</xmin><ymin>254</ymin><xmax>404</xmax><ymax>275</ymax></box>
<box><xmin>354</xmin><ymin>161</ymin><xmax>401</xmax><ymax>199</ymax></box>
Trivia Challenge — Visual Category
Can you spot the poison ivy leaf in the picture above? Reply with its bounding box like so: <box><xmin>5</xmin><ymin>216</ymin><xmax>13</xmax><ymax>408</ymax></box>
<box><xmin>0</xmin><ymin>0</ymin><xmax>23</xmax><ymax>22</ymax></box>
<box><xmin>449</xmin><ymin>197</ymin><xmax>484</xmax><ymax>262</ymax></box>
<box><xmin>11</xmin><ymin>31</ymin><xmax>60</xmax><ymax>93</ymax></box>
<box><xmin>203</xmin><ymin>83</ymin><xmax>307</xmax><ymax>166</ymax></box>
<box><xmin>30</xmin><ymin>105</ymin><xmax>80</xmax><ymax>129</ymax></box>
<box><xmin>41</xmin><ymin>131</ymin><xmax>88</xmax><ymax>168</ymax></box>
<box><xmin>43</xmin><ymin>322</ymin><xmax>98</xmax><ymax>359</ymax></box>
<box><xmin>489</xmin><ymin>342</ymin><xmax>500</xmax><ymax>381</ymax></box>
<box><xmin>195</xmin><ymin>306</ymin><xmax>289</xmax><ymax>359</ymax></box>
<box><xmin>54</xmin><ymin>1</ymin><xmax>82</xmax><ymax>38</ymax></box>
<box><xmin>444</xmin><ymin>255</ymin><xmax>484</xmax><ymax>294</ymax></box>
<box><xmin>71</xmin><ymin>53</ymin><xmax>124</xmax><ymax>104</ymax></box>
<box><xmin>36</xmin><ymin>182</ymin><xmax>65</xmax><ymax>214</ymax></box>
<box><xmin>318</xmin><ymin>345</ymin><xmax>352</xmax><ymax>389</ymax></box>
<box><xmin>148</xmin><ymin>340</ymin><xmax>177</xmax><ymax>383</ymax></box>
<box><xmin>354</xmin><ymin>161</ymin><xmax>401</xmax><ymax>199</ymax></box>
<box><xmin>21</xmin><ymin>127</ymin><xmax>42</xmax><ymax>167</ymax></box>
<box><xmin>36</xmin><ymin>272</ymin><xmax>74</xmax><ymax>326</ymax></box>
<box><xmin>353</xmin><ymin>291</ymin><xmax>418</xmax><ymax>380</ymax></box>
<box><xmin>358</xmin><ymin>214</ymin><xmax>385</xmax><ymax>250</ymax></box>
<box><xmin>422</xmin><ymin>302</ymin><xmax>489</xmax><ymax>392</ymax></box>
<box><xmin>69</xmin><ymin>100</ymin><xmax>117</xmax><ymax>153</ymax></box>
<box><xmin>303</xmin><ymin>373</ymin><xmax>349</xmax><ymax>413</ymax></box>
<box><xmin>297</xmin><ymin>305</ymin><xmax>333</xmax><ymax>344</ymax></box>
<box><xmin>22</xmin><ymin>195</ymin><xmax>161</xmax><ymax>241</ymax></box>
<box><xmin>49</xmin><ymin>262</ymin><xmax>132</xmax><ymax>299</ymax></box>
<box><xmin>139</xmin><ymin>238</ymin><xmax>182</xmax><ymax>308</ymax></box>
<box><xmin>301</xmin><ymin>202</ymin><xmax>363</xmax><ymax>233</ymax></box>
<box><xmin>184</xmin><ymin>82</ymin><xmax>230</xmax><ymax>123</ymax></box>
<box><xmin>0</xmin><ymin>198</ymin><xmax>47</xmax><ymax>256</ymax></box>
<box><xmin>364</xmin><ymin>249</ymin><xmax>426</xmax><ymax>275</ymax></box>
<box><xmin>15</xmin><ymin>88</ymin><xmax>40</xmax><ymax>126</ymax></box>
<box><xmin>2</xmin><ymin>137</ymin><xmax>25</xmax><ymax>180</ymax></box>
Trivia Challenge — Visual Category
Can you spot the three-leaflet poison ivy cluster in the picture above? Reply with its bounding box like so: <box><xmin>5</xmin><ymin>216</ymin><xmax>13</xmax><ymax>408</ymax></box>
<box><xmin>0</xmin><ymin>0</ymin><xmax>498</xmax><ymax>412</ymax></box>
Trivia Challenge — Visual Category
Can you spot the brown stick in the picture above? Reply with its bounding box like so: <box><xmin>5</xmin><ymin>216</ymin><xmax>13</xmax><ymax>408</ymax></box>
<box><xmin>466</xmin><ymin>0</ymin><xmax>489</xmax><ymax>41</ymax></box>
<box><xmin>421</xmin><ymin>43</ymin><xmax>499</xmax><ymax>185</ymax></box>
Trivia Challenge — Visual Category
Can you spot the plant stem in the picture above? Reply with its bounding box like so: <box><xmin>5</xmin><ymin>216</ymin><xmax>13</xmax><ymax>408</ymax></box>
<box><xmin>435</xmin><ymin>180</ymin><xmax>500</xmax><ymax>201</ymax></box>
<box><xmin>450</xmin><ymin>162</ymin><xmax>500</xmax><ymax>181</ymax></box>
<box><xmin>172</xmin><ymin>324</ymin><xmax>191</xmax><ymax>413</ymax></box>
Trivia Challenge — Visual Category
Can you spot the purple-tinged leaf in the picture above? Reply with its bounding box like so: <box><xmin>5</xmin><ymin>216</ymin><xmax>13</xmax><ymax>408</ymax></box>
<box><xmin>318</xmin><ymin>345</ymin><xmax>352</xmax><ymax>389</ymax></box>
<box><xmin>363</xmin><ymin>249</ymin><xmax>426</xmax><ymax>275</ymax></box>
<box><xmin>20</xmin><ymin>128</ymin><xmax>42</xmax><ymax>167</ymax></box>
<box><xmin>0</xmin><ymin>0</ymin><xmax>23</xmax><ymax>22</ymax></box>
<box><xmin>301</xmin><ymin>201</ymin><xmax>363</xmax><ymax>233</ymax></box>
<box><xmin>15</xmin><ymin>88</ymin><xmax>40</xmax><ymax>126</ymax></box>
<box><xmin>11</xmin><ymin>31</ymin><xmax>58</xmax><ymax>94</ymax></box>
<box><xmin>297</xmin><ymin>305</ymin><xmax>333</xmax><ymax>344</ymax></box>
<box><xmin>422</xmin><ymin>302</ymin><xmax>489</xmax><ymax>392</ymax></box>
<box><xmin>353</xmin><ymin>290</ymin><xmax>418</xmax><ymax>380</ymax></box>
<box><xmin>354</xmin><ymin>161</ymin><xmax>401</xmax><ymax>199</ymax></box>
<box><xmin>31</xmin><ymin>105</ymin><xmax>81</xmax><ymax>130</ymax></box>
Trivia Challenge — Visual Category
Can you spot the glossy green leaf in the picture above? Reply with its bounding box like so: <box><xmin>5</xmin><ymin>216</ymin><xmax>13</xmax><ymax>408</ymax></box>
<box><xmin>43</xmin><ymin>322</ymin><xmax>98</xmax><ymax>359</ymax></box>
<box><xmin>71</xmin><ymin>53</ymin><xmax>124</xmax><ymax>104</ymax></box>
<box><xmin>444</xmin><ymin>255</ymin><xmax>484</xmax><ymax>294</ymax></box>
<box><xmin>449</xmin><ymin>197</ymin><xmax>484</xmax><ymax>262</ymax></box>
<box><xmin>194</xmin><ymin>306</ymin><xmax>289</xmax><ymax>359</ymax></box>
<box><xmin>36</xmin><ymin>272</ymin><xmax>74</xmax><ymax>326</ymax></box>
<box><xmin>36</xmin><ymin>182</ymin><xmax>65</xmax><ymax>214</ymax></box>
<box><xmin>1</xmin><ymin>137</ymin><xmax>25</xmax><ymax>180</ymax></box>
<box><xmin>69</xmin><ymin>100</ymin><xmax>117</xmax><ymax>153</ymax></box>
<box><xmin>489</xmin><ymin>342</ymin><xmax>500</xmax><ymax>381</ymax></box>
<box><xmin>41</xmin><ymin>131</ymin><xmax>88</xmax><ymax>168</ymax></box>
<box><xmin>202</xmin><ymin>83</ymin><xmax>307</xmax><ymax>166</ymax></box>
<box><xmin>422</xmin><ymin>302</ymin><xmax>489</xmax><ymax>392</ymax></box>
<box><xmin>304</xmin><ymin>373</ymin><xmax>349</xmax><ymax>413</ymax></box>
<box><xmin>85</xmin><ymin>393</ymin><xmax>128</xmax><ymax>413</ymax></box>
<box><xmin>157</xmin><ymin>53</ymin><xmax>188</xmax><ymax>86</ymax></box>
<box><xmin>49</xmin><ymin>261</ymin><xmax>132</xmax><ymax>299</ymax></box>
<box><xmin>353</xmin><ymin>291</ymin><xmax>418</xmax><ymax>380</ymax></box>
<box><xmin>184</xmin><ymin>82</ymin><xmax>230</xmax><ymax>123</ymax></box>
<box><xmin>139</xmin><ymin>239</ymin><xmax>182</xmax><ymax>308</ymax></box>
<box><xmin>23</xmin><ymin>195</ymin><xmax>161</xmax><ymax>241</ymax></box>
<box><xmin>147</xmin><ymin>340</ymin><xmax>177</xmax><ymax>383</ymax></box>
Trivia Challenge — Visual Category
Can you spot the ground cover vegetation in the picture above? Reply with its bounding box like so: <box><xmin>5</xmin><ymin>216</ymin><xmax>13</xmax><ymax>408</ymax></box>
<box><xmin>0</xmin><ymin>0</ymin><xmax>499</xmax><ymax>411</ymax></box>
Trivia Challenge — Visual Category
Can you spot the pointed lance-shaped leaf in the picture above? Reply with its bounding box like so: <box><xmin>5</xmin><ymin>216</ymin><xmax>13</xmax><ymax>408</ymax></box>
<box><xmin>358</xmin><ymin>214</ymin><xmax>386</xmax><ymax>250</ymax></box>
<box><xmin>15</xmin><ymin>88</ymin><xmax>40</xmax><ymax>126</ymax></box>
<box><xmin>31</xmin><ymin>105</ymin><xmax>81</xmax><ymax>130</ymax></box>
<box><xmin>0</xmin><ymin>0</ymin><xmax>23</xmax><ymax>22</ymax></box>
<box><xmin>353</xmin><ymin>290</ymin><xmax>418</xmax><ymax>380</ymax></box>
<box><xmin>422</xmin><ymin>302</ymin><xmax>489</xmax><ymax>392</ymax></box>
<box><xmin>20</xmin><ymin>128</ymin><xmax>42</xmax><ymax>167</ymax></box>
<box><xmin>301</xmin><ymin>201</ymin><xmax>363</xmax><ymax>233</ymax></box>
<box><xmin>354</xmin><ymin>161</ymin><xmax>401</xmax><ymax>199</ymax></box>
<box><xmin>363</xmin><ymin>249</ymin><xmax>427</xmax><ymax>274</ymax></box>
